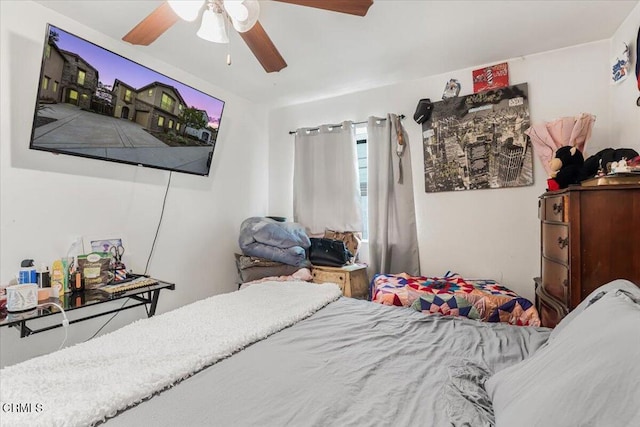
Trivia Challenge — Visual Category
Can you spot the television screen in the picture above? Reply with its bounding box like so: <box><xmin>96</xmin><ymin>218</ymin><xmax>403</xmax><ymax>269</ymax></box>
<box><xmin>30</xmin><ymin>24</ymin><xmax>225</xmax><ymax>176</ymax></box>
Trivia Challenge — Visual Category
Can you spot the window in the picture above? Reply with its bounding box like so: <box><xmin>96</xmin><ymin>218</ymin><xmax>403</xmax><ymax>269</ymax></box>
<box><xmin>160</xmin><ymin>93</ymin><xmax>175</xmax><ymax>112</ymax></box>
<box><xmin>148</xmin><ymin>89</ymin><xmax>153</xmax><ymax>96</ymax></box>
<box><xmin>77</xmin><ymin>69</ymin><xmax>86</xmax><ymax>86</ymax></box>
<box><xmin>42</xmin><ymin>76</ymin><xmax>50</xmax><ymax>90</ymax></box>
<box><xmin>68</xmin><ymin>89</ymin><xmax>78</xmax><ymax>103</ymax></box>
<box><xmin>45</xmin><ymin>44</ymin><xmax>51</xmax><ymax>59</ymax></box>
<box><xmin>53</xmin><ymin>81</ymin><xmax>58</xmax><ymax>93</ymax></box>
<box><xmin>158</xmin><ymin>116</ymin><xmax>165</xmax><ymax>127</ymax></box>
<box><xmin>355</xmin><ymin>123</ymin><xmax>368</xmax><ymax>240</ymax></box>
<box><xmin>168</xmin><ymin>119</ymin><xmax>174</xmax><ymax>129</ymax></box>
<box><xmin>124</xmin><ymin>89</ymin><xmax>132</xmax><ymax>102</ymax></box>
<box><xmin>176</xmin><ymin>123</ymin><xmax>181</xmax><ymax>131</ymax></box>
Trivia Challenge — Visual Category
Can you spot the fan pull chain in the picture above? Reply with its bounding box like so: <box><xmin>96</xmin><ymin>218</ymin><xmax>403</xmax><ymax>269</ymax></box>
<box><xmin>226</xmin><ymin>15</ymin><xmax>231</xmax><ymax>66</ymax></box>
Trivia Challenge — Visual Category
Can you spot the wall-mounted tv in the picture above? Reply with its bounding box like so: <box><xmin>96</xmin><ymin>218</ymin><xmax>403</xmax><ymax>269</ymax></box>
<box><xmin>30</xmin><ymin>24</ymin><xmax>225</xmax><ymax>176</ymax></box>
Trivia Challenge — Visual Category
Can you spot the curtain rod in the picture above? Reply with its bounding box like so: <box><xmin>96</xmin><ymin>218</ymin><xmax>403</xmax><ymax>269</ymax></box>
<box><xmin>288</xmin><ymin>114</ymin><xmax>405</xmax><ymax>135</ymax></box>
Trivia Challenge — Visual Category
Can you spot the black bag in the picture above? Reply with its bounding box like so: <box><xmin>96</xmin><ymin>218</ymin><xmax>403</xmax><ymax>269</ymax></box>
<box><xmin>309</xmin><ymin>238</ymin><xmax>353</xmax><ymax>267</ymax></box>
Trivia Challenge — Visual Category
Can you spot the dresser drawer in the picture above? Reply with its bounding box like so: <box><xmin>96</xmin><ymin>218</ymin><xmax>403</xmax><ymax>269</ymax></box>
<box><xmin>541</xmin><ymin>258</ymin><xmax>569</xmax><ymax>304</ymax></box>
<box><xmin>542</xmin><ymin>195</ymin><xmax>568</xmax><ymax>222</ymax></box>
<box><xmin>312</xmin><ymin>269</ymin><xmax>346</xmax><ymax>292</ymax></box>
<box><xmin>542</xmin><ymin>223</ymin><xmax>569</xmax><ymax>263</ymax></box>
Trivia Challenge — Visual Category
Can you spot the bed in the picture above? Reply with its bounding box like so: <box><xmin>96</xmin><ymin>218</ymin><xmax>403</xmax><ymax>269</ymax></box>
<box><xmin>371</xmin><ymin>272</ymin><xmax>541</xmax><ymax>326</ymax></box>
<box><xmin>1</xmin><ymin>279</ymin><xmax>639</xmax><ymax>427</ymax></box>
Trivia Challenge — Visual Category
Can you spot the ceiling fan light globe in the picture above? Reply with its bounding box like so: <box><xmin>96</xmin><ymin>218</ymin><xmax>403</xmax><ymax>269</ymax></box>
<box><xmin>197</xmin><ymin>9</ymin><xmax>229</xmax><ymax>43</ymax></box>
<box><xmin>167</xmin><ymin>0</ymin><xmax>205</xmax><ymax>22</ymax></box>
<box><xmin>230</xmin><ymin>0</ymin><xmax>259</xmax><ymax>33</ymax></box>
<box><xmin>223</xmin><ymin>0</ymin><xmax>249</xmax><ymax>22</ymax></box>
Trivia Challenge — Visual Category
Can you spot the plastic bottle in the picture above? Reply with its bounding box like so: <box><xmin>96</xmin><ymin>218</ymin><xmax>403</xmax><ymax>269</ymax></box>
<box><xmin>71</xmin><ymin>268</ymin><xmax>84</xmax><ymax>293</ymax></box>
<box><xmin>19</xmin><ymin>259</ymin><xmax>37</xmax><ymax>284</ymax></box>
<box><xmin>38</xmin><ymin>265</ymin><xmax>51</xmax><ymax>288</ymax></box>
<box><xmin>61</xmin><ymin>257</ymin><xmax>71</xmax><ymax>294</ymax></box>
<box><xmin>51</xmin><ymin>260</ymin><xmax>65</xmax><ymax>298</ymax></box>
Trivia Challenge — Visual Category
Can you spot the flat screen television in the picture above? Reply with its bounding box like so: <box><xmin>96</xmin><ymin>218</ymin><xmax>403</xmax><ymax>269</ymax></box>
<box><xmin>30</xmin><ymin>23</ymin><xmax>225</xmax><ymax>176</ymax></box>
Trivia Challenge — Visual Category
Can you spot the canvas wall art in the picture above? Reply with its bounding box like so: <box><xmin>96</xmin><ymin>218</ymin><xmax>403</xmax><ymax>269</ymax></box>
<box><xmin>421</xmin><ymin>83</ymin><xmax>533</xmax><ymax>193</ymax></box>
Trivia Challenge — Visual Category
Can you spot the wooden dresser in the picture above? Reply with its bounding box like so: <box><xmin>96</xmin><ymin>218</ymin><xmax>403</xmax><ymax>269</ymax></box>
<box><xmin>537</xmin><ymin>185</ymin><xmax>640</xmax><ymax>328</ymax></box>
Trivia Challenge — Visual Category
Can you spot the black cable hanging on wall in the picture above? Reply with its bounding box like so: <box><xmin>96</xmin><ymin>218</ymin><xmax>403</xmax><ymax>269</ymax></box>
<box><xmin>83</xmin><ymin>171</ymin><xmax>173</xmax><ymax>342</ymax></box>
<box><xmin>144</xmin><ymin>171</ymin><xmax>172</xmax><ymax>276</ymax></box>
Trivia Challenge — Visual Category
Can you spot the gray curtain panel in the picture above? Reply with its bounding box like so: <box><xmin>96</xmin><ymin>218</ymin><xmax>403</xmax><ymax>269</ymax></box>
<box><xmin>367</xmin><ymin>114</ymin><xmax>420</xmax><ymax>276</ymax></box>
<box><xmin>293</xmin><ymin>122</ymin><xmax>363</xmax><ymax>235</ymax></box>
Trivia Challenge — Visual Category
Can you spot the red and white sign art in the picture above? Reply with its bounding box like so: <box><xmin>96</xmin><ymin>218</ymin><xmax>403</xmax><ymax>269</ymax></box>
<box><xmin>472</xmin><ymin>62</ymin><xmax>509</xmax><ymax>93</ymax></box>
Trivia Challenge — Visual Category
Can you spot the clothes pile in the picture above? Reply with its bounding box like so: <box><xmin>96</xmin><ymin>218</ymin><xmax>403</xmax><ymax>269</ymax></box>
<box><xmin>236</xmin><ymin>217</ymin><xmax>311</xmax><ymax>284</ymax></box>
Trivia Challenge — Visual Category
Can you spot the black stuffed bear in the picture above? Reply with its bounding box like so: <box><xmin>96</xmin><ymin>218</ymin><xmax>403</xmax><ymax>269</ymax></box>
<box><xmin>548</xmin><ymin>146</ymin><xmax>584</xmax><ymax>190</ymax></box>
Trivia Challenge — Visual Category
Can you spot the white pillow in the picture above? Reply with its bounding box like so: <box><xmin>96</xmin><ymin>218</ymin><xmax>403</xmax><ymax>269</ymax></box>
<box><xmin>548</xmin><ymin>278</ymin><xmax>640</xmax><ymax>340</ymax></box>
<box><xmin>486</xmin><ymin>288</ymin><xmax>640</xmax><ymax>427</ymax></box>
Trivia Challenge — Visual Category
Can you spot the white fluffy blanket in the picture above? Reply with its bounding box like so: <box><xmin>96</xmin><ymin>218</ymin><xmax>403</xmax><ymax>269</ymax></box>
<box><xmin>0</xmin><ymin>281</ymin><xmax>342</xmax><ymax>427</ymax></box>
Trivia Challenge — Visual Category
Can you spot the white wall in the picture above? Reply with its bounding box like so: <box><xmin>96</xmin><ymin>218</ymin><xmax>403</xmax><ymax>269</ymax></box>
<box><xmin>610</xmin><ymin>1</ymin><xmax>640</xmax><ymax>146</ymax></box>
<box><xmin>0</xmin><ymin>1</ymin><xmax>270</xmax><ymax>367</ymax></box>
<box><xmin>268</xmin><ymin>40</ymin><xmax>616</xmax><ymax>303</ymax></box>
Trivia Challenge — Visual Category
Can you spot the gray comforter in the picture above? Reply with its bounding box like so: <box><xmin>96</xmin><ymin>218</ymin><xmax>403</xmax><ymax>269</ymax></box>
<box><xmin>107</xmin><ymin>298</ymin><xmax>549</xmax><ymax>426</ymax></box>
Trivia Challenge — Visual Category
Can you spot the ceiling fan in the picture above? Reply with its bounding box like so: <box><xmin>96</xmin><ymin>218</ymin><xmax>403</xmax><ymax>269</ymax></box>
<box><xmin>122</xmin><ymin>0</ymin><xmax>374</xmax><ymax>73</ymax></box>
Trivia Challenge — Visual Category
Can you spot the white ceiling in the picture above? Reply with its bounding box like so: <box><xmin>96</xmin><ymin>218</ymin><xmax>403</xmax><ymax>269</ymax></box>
<box><xmin>34</xmin><ymin>0</ymin><xmax>638</xmax><ymax>108</ymax></box>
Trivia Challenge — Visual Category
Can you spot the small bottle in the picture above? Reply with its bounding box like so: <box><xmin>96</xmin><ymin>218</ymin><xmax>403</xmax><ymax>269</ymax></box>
<box><xmin>40</xmin><ymin>265</ymin><xmax>51</xmax><ymax>288</ymax></box>
<box><xmin>37</xmin><ymin>264</ymin><xmax>50</xmax><ymax>287</ymax></box>
<box><xmin>51</xmin><ymin>260</ymin><xmax>65</xmax><ymax>297</ymax></box>
<box><xmin>61</xmin><ymin>258</ymin><xmax>71</xmax><ymax>294</ymax></box>
<box><xmin>71</xmin><ymin>268</ymin><xmax>84</xmax><ymax>293</ymax></box>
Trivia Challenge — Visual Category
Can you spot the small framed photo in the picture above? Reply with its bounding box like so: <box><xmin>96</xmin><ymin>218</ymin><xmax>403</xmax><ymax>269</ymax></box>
<box><xmin>90</xmin><ymin>238</ymin><xmax>123</xmax><ymax>253</ymax></box>
<box><xmin>442</xmin><ymin>79</ymin><xmax>461</xmax><ymax>99</ymax></box>
<box><xmin>83</xmin><ymin>233</ymin><xmax>127</xmax><ymax>255</ymax></box>
<box><xmin>610</xmin><ymin>43</ymin><xmax>630</xmax><ymax>84</ymax></box>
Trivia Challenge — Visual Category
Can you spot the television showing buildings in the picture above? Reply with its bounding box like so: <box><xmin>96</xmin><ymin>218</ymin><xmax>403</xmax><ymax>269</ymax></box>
<box><xmin>30</xmin><ymin>24</ymin><xmax>225</xmax><ymax>176</ymax></box>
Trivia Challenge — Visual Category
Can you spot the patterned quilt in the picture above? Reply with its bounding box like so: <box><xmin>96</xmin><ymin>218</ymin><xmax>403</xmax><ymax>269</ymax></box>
<box><xmin>370</xmin><ymin>272</ymin><xmax>540</xmax><ymax>326</ymax></box>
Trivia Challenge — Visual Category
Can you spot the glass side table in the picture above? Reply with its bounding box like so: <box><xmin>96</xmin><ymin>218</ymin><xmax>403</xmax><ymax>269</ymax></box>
<box><xmin>0</xmin><ymin>278</ymin><xmax>175</xmax><ymax>337</ymax></box>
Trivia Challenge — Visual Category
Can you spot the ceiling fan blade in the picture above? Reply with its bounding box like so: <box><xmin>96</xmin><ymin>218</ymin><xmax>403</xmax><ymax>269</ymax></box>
<box><xmin>272</xmin><ymin>0</ymin><xmax>373</xmax><ymax>16</ymax></box>
<box><xmin>239</xmin><ymin>21</ymin><xmax>287</xmax><ymax>73</ymax></box>
<box><xmin>122</xmin><ymin>2</ymin><xmax>179</xmax><ymax>46</ymax></box>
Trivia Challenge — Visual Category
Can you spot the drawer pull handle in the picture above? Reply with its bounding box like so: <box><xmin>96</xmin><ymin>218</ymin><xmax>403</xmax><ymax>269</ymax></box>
<box><xmin>557</xmin><ymin>236</ymin><xmax>569</xmax><ymax>249</ymax></box>
<box><xmin>552</xmin><ymin>202</ymin><xmax>563</xmax><ymax>215</ymax></box>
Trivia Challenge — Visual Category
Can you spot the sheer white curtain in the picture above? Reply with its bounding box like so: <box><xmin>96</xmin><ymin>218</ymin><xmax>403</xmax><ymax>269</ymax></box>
<box><xmin>367</xmin><ymin>114</ymin><xmax>420</xmax><ymax>276</ymax></box>
<box><xmin>293</xmin><ymin>121</ymin><xmax>363</xmax><ymax>235</ymax></box>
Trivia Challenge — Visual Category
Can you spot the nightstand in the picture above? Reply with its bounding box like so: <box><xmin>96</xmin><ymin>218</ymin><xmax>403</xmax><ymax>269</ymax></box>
<box><xmin>311</xmin><ymin>264</ymin><xmax>369</xmax><ymax>299</ymax></box>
